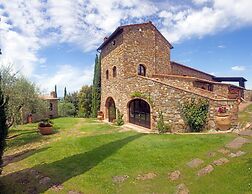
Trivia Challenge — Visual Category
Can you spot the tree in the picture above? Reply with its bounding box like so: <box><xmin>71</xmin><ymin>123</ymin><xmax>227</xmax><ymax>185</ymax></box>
<box><xmin>78</xmin><ymin>85</ymin><xmax>92</xmax><ymax>118</ymax></box>
<box><xmin>54</xmin><ymin>85</ymin><xmax>57</xmax><ymax>98</ymax></box>
<box><xmin>58</xmin><ymin>101</ymin><xmax>76</xmax><ymax>117</ymax></box>
<box><xmin>0</xmin><ymin>66</ymin><xmax>42</xmax><ymax>127</ymax></box>
<box><xmin>0</xmin><ymin>77</ymin><xmax>8</xmax><ymax>174</ymax></box>
<box><xmin>91</xmin><ymin>54</ymin><xmax>101</xmax><ymax>117</ymax></box>
<box><xmin>64</xmin><ymin>91</ymin><xmax>79</xmax><ymax>117</ymax></box>
<box><xmin>64</xmin><ymin>87</ymin><xmax>67</xmax><ymax>99</ymax></box>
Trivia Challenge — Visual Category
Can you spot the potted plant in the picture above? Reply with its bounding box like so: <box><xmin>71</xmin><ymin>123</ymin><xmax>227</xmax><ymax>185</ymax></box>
<box><xmin>215</xmin><ymin>106</ymin><xmax>231</xmax><ymax>131</ymax></box>
<box><xmin>97</xmin><ymin>111</ymin><xmax>104</xmax><ymax>121</ymax></box>
<box><xmin>38</xmin><ymin>119</ymin><xmax>54</xmax><ymax>135</ymax></box>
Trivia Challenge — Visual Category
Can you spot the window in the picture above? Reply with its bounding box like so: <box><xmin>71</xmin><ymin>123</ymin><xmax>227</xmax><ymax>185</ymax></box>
<box><xmin>138</xmin><ymin>64</ymin><xmax>146</xmax><ymax>76</ymax></box>
<box><xmin>49</xmin><ymin>103</ymin><xmax>53</xmax><ymax>111</ymax></box>
<box><xmin>112</xmin><ymin>40</ymin><xmax>116</xmax><ymax>45</ymax></box>
<box><xmin>113</xmin><ymin>66</ymin><xmax>117</xmax><ymax>77</ymax></box>
<box><xmin>106</xmin><ymin>70</ymin><xmax>109</xmax><ymax>79</ymax></box>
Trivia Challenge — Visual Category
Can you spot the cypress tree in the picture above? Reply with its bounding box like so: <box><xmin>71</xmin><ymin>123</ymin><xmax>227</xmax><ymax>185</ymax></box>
<box><xmin>54</xmin><ymin>85</ymin><xmax>57</xmax><ymax>98</ymax></box>
<box><xmin>64</xmin><ymin>87</ymin><xmax>67</xmax><ymax>99</ymax></box>
<box><xmin>91</xmin><ymin>54</ymin><xmax>101</xmax><ymax>117</ymax></box>
<box><xmin>0</xmin><ymin>76</ymin><xmax>8</xmax><ymax>174</ymax></box>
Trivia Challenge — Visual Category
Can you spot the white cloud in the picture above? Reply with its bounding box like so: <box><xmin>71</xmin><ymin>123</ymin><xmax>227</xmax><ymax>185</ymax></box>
<box><xmin>0</xmin><ymin>0</ymin><xmax>47</xmax><ymax>76</ymax></box>
<box><xmin>159</xmin><ymin>0</ymin><xmax>252</xmax><ymax>42</ymax></box>
<box><xmin>217</xmin><ymin>45</ymin><xmax>226</xmax><ymax>48</ymax></box>
<box><xmin>192</xmin><ymin>0</ymin><xmax>211</xmax><ymax>5</ymax></box>
<box><xmin>33</xmin><ymin>64</ymin><xmax>94</xmax><ymax>95</ymax></box>
<box><xmin>1</xmin><ymin>0</ymin><xmax>252</xmax><ymax>92</ymax></box>
<box><xmin>39</xmin><ymin>58</ymin><xmax>47</xmax><ymax>64</ymax></box>
<box><xmin>231</xmin><ymin>66</ymin><xmax>246</xmax><ymax>71</ymax></box>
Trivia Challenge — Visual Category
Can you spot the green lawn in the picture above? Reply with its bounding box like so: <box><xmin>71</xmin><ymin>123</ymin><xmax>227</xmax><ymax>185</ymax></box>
<box><xmin>1</xmin><ymin>118</ymin><xmax>252</xmax><ymax>194</ymax></box>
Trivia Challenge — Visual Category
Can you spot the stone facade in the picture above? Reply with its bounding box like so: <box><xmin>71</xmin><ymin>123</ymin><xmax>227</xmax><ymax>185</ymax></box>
<box><xmin>171</xmin><ymin>61</ymin><xmax>214</xmax><ymax>81</ymax></box>
<box><xmin>22</xmin><ymin>91</ymin><xmax>58</xmax><ymax>124</ymax></box>
<box><xmin>98</xmin><ymin>22</ymin><xmax>242</xmax><ymax>132</ymax></box>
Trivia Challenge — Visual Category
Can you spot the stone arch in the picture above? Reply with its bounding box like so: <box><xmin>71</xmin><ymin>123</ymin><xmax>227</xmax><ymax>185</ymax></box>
<box><xmin>106</xmin><ymin>70</ymin><xmax>109</xmax><ymax>79</ymax></box>
<box><xmin>113</xmin><ymin>66</ymin><xmax>117</xmax><ymax>77</ymax></box>
<box><xmin>105</xmin><ymin>97</ymin><xmax>116</xmax><ymax>122</ymax></box>
<box><xmin>128</xmin><ymin>98</ymin><xmax>151</xmax><ymax>128</ymax></box>
<box><xmin>138</xmin><ymin>64</ymin><xmax>146</xmax><ymax>76</ymax></box>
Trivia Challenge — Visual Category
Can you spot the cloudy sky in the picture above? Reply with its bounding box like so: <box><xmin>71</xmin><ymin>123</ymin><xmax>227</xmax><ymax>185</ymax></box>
<box><xmin>0</xmin><ymin>0</ymin><xmax>252</xmax><ymax>96</ymax></box>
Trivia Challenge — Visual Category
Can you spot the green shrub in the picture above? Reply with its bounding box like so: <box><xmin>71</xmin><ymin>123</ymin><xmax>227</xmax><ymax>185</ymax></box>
<box><xmin>131</xmin><ymin>91</ymin><xmax>153</xmax><ymax>105</ymax></box>
<box><xmin>181</xmin><ymin>98</ymin><xmax>209</xmax><ymax>132</ymax></box>
<box><xmin>58</xmin><ymin>101</ymin><xmax>76</xmax><ymax>117</ymax></box>
<box><xmin>157</xmin><ymin>111</ymin><xmax>171</xmax><ymax>133</ymax></box>
<box><xmin>115</xmin><ymin>109</ymin><xmax>124</xmax><ymax>126</ymax></box>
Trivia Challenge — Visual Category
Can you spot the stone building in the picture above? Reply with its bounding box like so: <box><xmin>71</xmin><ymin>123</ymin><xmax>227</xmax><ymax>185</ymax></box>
<box><xmin>22</xmin><ymin>91</ymin><xmax>58</xmax><ymax>123</ymax></box>
<box><xmin>39</xmin><ymin>91</ymin><xmax>59</xmax><ymax>119</ymax></box>
<box><xmin>97</xmin><ymin>21</ymin><xmax>247</xmax><ymax>132</ymax></box>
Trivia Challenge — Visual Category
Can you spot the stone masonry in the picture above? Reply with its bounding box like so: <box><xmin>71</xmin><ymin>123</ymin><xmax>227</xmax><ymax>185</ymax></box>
<box><xmin>98</xmin><ymin>21</ymin><xmax>243</xmax><ymax>132</ymax></box>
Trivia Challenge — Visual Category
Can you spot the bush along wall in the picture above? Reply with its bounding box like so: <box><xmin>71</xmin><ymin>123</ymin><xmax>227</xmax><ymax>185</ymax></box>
<box><xmin>181</xmin><ymin>98</ymin><xmax>209</xmax><ymax>132</ymax></box>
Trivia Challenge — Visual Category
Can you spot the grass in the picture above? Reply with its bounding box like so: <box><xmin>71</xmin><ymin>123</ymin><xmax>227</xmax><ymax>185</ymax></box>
<box><xmin>1</xmin><ymin>117</ymin><xmax>252</xmax><ymax>194</ymax></box>
<box><xmin>238</xmin><ymin>104</ymin><xmax>252</xmax><ymax>123</ymax></box>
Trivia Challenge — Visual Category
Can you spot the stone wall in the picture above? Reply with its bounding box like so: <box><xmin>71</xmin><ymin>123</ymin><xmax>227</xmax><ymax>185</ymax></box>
<box><xmin>213</xmin><ymin>84</ymin><xmax>229</xmax><ymax>98</ymax></box>
<box><xmin>154</xmin><ymin>29</ymin><xmax>171</xmax><ymax>74</ymax></box>
<box><xmin>48</xmin><ymin>99</ymin><xmax>58</xmax><ymax>118</ymax></box>
<box><xmin>244</xmin><ymin>90</ymin><xmax>252</xmax><ymax>101</ymax></box>
<box><xmin>152</xmin><ymin>75</ymin><xmax>228</xmax><ymax>100</ymax></box>
<box><xmin>171</xmin><ymin>62</ymin><xmax>214</xmax><ymax>81</ymax></box>
<box><xmin>100</xmin><ymin>75</ymin><xmax>238</xmax><ymax>132</ymax></box>
<box><xmin>101</xmin><ymin>22</ymin><xmax>172</xmax><ymax>79</ymax></box>
<box><xmin>101</xmin><ymin>30</ymin><xmax>123</xmax><ymax>59</ymax></box>
<box><xmin>152</xmin><ymin>75</ymin><xmax>193</xmax><ymax>90</ymax></box>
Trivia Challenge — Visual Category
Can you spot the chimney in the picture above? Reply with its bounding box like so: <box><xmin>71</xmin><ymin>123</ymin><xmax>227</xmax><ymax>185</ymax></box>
<box><xmin>104</xmin><ymin>37</ymin><xmax>108</xmax><ymax>42</ymax></box>
<box><xmin>50</xmin><ymin>91</ymin><xmax>56</xmax><ymax>98</ymax></box>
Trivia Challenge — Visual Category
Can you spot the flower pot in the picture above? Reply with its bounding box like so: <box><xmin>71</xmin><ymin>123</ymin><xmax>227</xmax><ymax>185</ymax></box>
<box><xmin>97</xmin><ymin>111</ymin><xmax>104</xmax><ymax>120</ymax></box>
<box><xmin>215</xmin><ymin>114</ymin><xmax>231</xmax><ymax>131</ymax></box>
<box><xmin>38</xmin><ymin>126</ymin><xmax>53</xmax><ymax>135</ymax></box>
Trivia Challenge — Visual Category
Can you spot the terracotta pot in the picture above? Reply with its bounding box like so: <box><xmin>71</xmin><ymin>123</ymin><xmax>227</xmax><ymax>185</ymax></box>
<box><xmin>27</xmin><ymin>115</ymin><xmax>33</xmax><ymax>123</ymax></box>
<box><xmin>215</xmin><ymin>114</ymin><xmax>231</xmax><ymax>131</ymax></box>
<box><xmin>38</xmin><ymin>126</ymin><xmax>53</xmax><ymax>135</ymax></box>
<box><xmin>97</xmin><ymin>111</ymin><xmax>104</xmax><ymax>120</ymax></box>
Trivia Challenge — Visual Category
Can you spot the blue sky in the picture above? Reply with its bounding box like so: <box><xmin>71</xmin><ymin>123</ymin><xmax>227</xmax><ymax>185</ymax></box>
<box><xmin>0</xmin><ymin>0</ymin><xmax>251</xmax><ymax>96</ymax></box>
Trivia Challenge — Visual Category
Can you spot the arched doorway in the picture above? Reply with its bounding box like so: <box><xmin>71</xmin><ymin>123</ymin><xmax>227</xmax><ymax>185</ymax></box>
<box><xmin>129</xmin><ymin>99</ymin><xmax>150</xmax><ymax>128</ymax></box>
<box><xmin>106</xmin><ymin>97</ymin><xmax>116</xmax><ymax>122</ymax></box>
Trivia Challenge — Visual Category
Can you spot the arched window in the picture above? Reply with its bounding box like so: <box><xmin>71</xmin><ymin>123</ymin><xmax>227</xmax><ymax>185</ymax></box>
<box><xmin>106</xmin><ymin>70</ymin><xmax>109</xmax><ymax>79</ymax></box>
<box><xmin>138</xmin><ymin>64</ymin><xmax>146</xmax><ymax>76</ymax></box>
<box><xmin>49</xmin><ymin>103</ymin><xmax>53</xmax><ymax>111</ymax></box>
<box><xmin>113</xmin><ymin>66</ymin><xmax>117</xmax><ymax>77</ymax></box>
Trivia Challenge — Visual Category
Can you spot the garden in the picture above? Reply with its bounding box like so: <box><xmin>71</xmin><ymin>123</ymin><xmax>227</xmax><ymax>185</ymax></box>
<box><xmin>0</xmin><ymin>58</ymin><xmax>251</xmax><ymax>194</ymax></box>
<box><xmin>1</xmin><ymin>115</ymin><xmax>252</xmax><ymax>193</ymax></box>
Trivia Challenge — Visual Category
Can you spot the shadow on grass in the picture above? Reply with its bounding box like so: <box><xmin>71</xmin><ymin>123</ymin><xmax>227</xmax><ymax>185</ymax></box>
<box><xmin>6</xmin><ymin>132</ymin><xmax>43</xmax><ymax>150</ymax></box>
<box><xmin>7</xmin><ymin>130</ymin><xmax>38</xmax><ymax>139</ymax></box>
<box><xmin>1</xmin><ymin>133</ymin><xmax>143</xmax><ymax>193</ymax></box>
<box><xmin>2</xmin><ymin>147</ymin><xmax>50</xmax><ymax>167</ymax></box>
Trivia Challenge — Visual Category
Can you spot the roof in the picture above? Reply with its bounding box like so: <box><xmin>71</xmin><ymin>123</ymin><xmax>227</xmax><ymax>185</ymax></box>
<box><xmin>171</xmin><ymin>61</ymin><xmax>215</xmax><ymax>78</ymax></box>
<box><xmin>213</xmin><ymin>77</ymin><xmax>247</xmax><ymax>82</ymax></box>
<box><xmin>97</xmin><ymin>21</ymin><xmax>173</xmax><ymax>51</ymax></box>
<box><xmin>39</xmin><ymin>95</ymin><xmax>58</xmax><ymax>100</ymax></box>
<box><xmin>152</xmin><ymin>74</ymin><xmax>245</xmax><ymax>89</ymax></box>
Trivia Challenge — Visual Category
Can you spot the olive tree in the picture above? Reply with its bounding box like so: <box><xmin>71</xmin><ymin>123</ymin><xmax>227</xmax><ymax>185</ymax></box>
<box><xmin>0</xmin><ymin>66</ymin><xmax>46</xmax><ymax>128</ymax></box>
